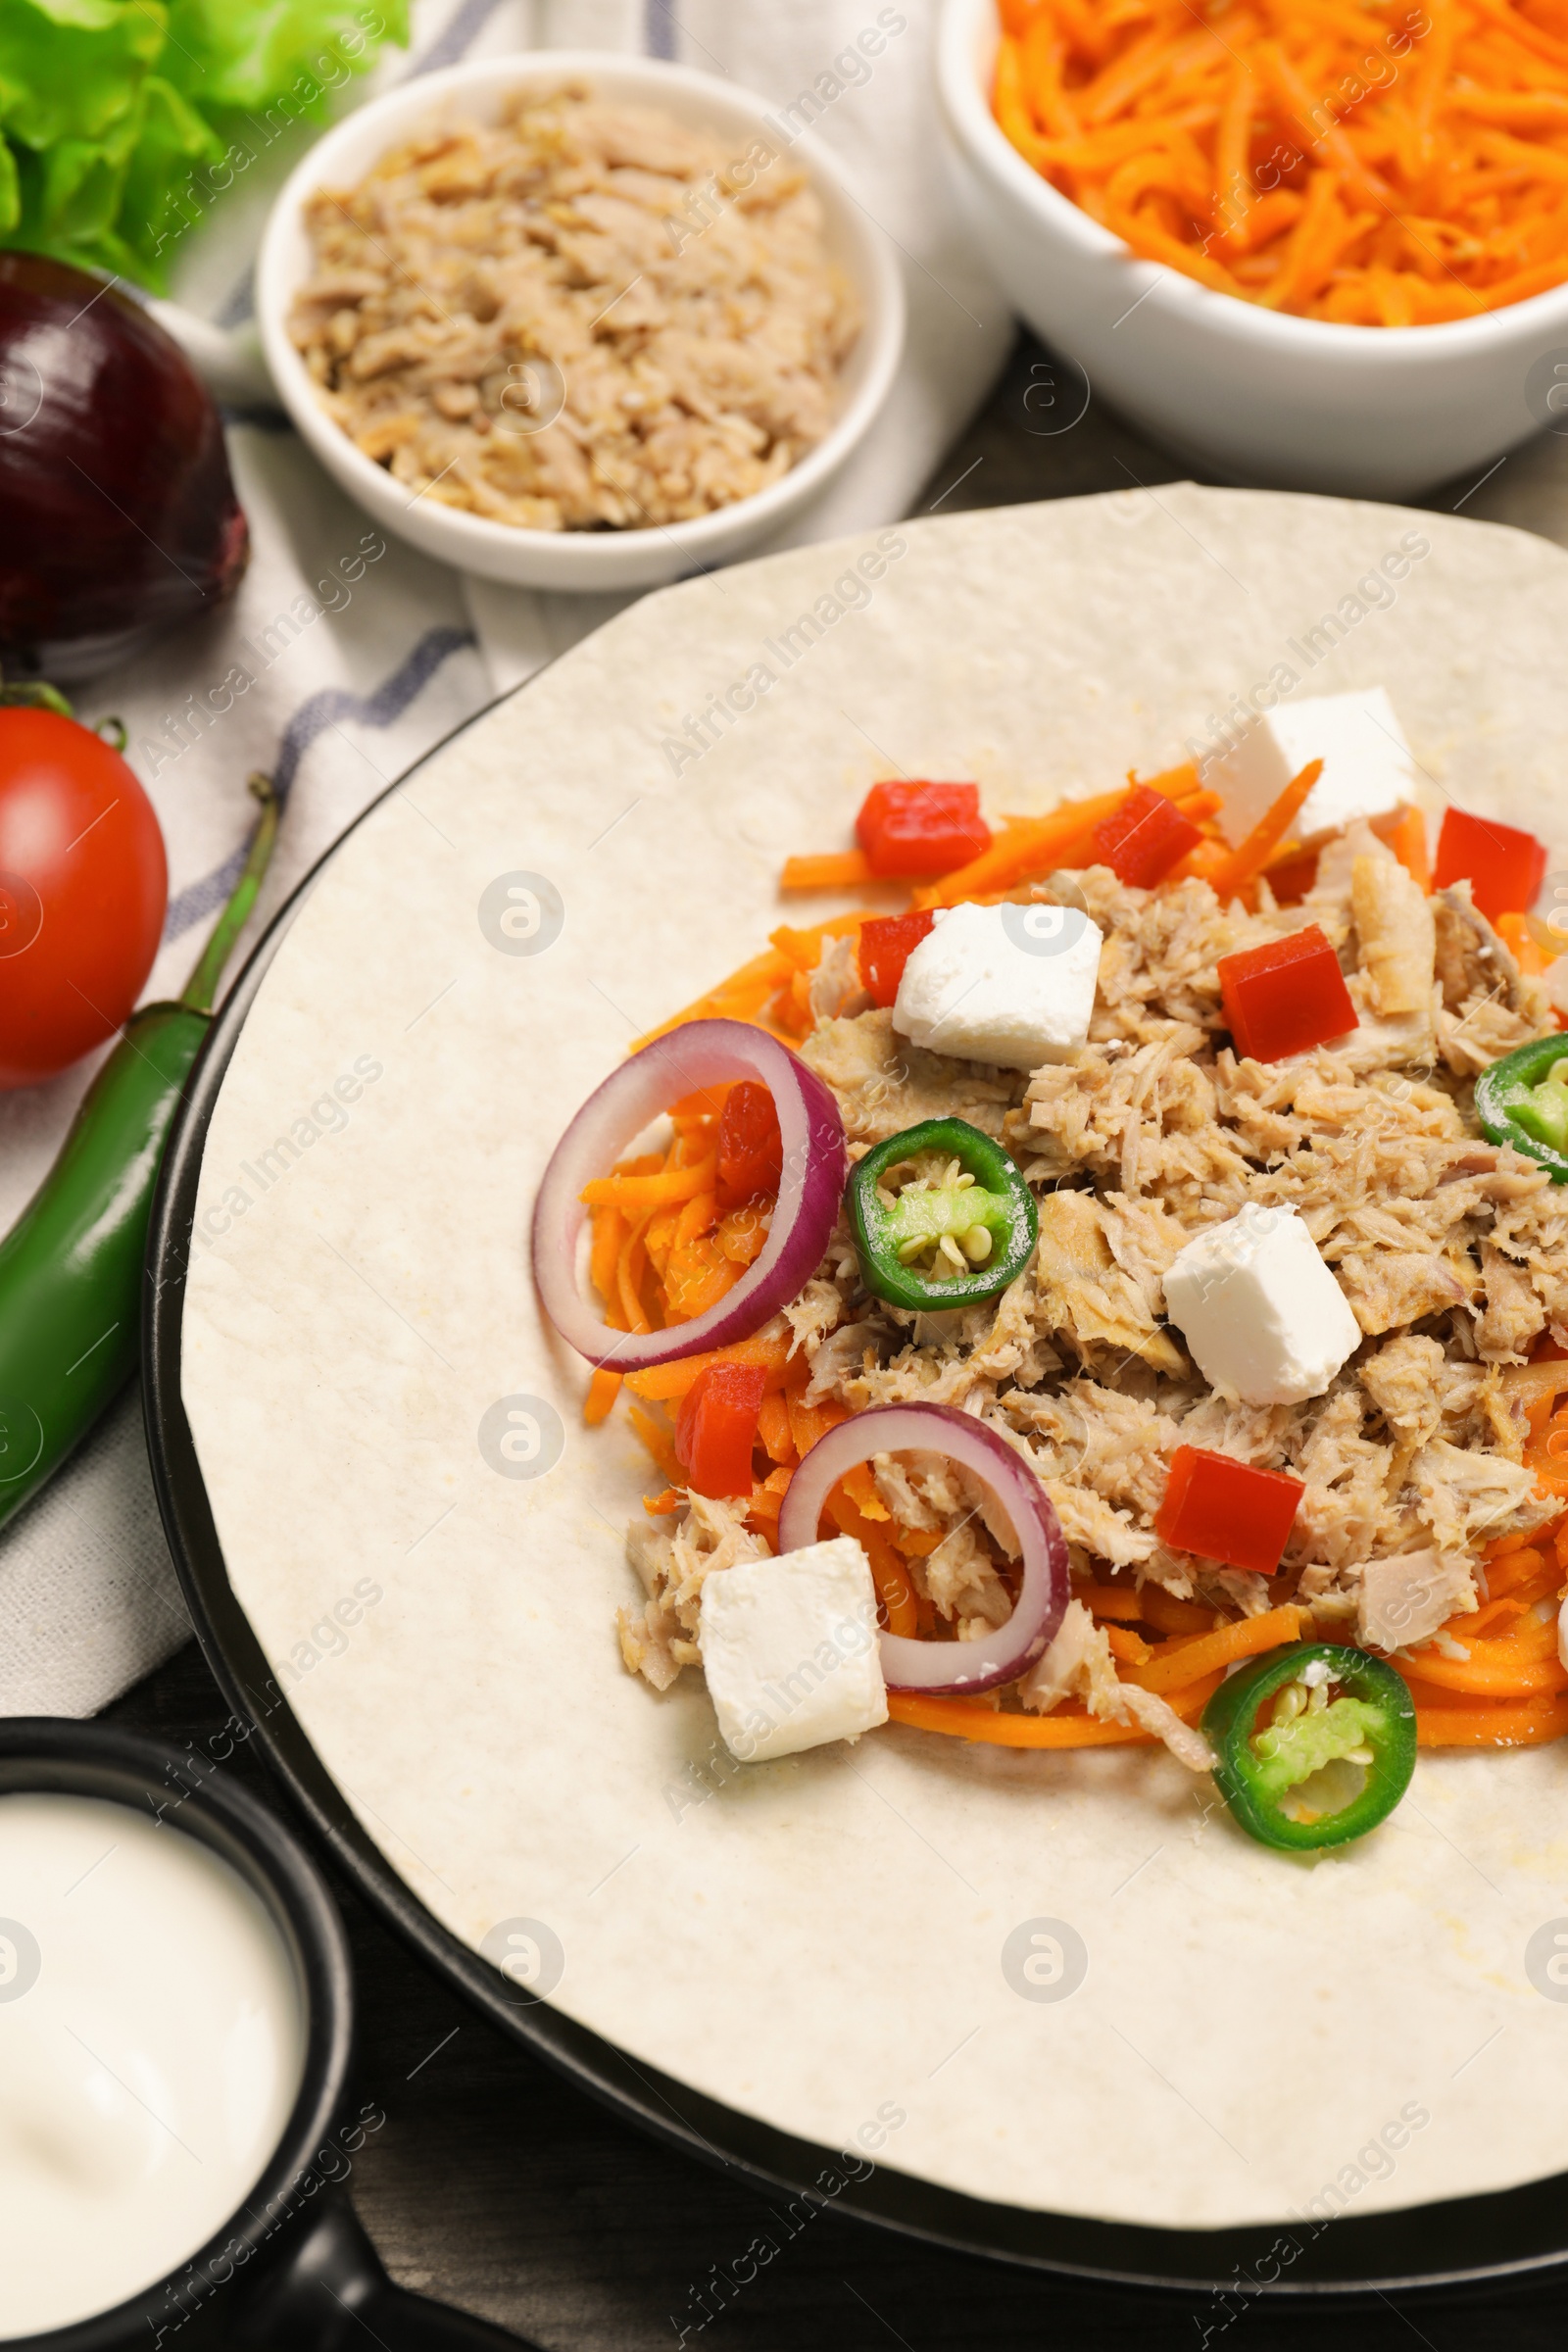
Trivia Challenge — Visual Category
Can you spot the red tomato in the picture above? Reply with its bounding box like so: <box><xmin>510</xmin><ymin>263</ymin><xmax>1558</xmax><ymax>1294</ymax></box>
<box><xmin>1091</xmin><ymin>783</ymin><xmax>1200</xmax><ymax>889</ymax></box>
<box><xmin>1433</xmin><ymin>806</ymin><xmax>1546</xmax><ymax>923</ymax></box>
<box><xmin>0</xmin><ymin>710</ymin><xmax>167</xmax><ymax>1089</ymax></box>
<box><xmin>675</xmin><ymin>1362</ymin><xmax>768</xmax><ymax>1498</ymax></box>
<box><xmin>716</xmin><ymin>1081</ymin><xmax>782</xmax><ymax>1208</ymax></box>
<box><xmin>858</xmin><ymin>909</ymin><xmax>935</xmax><ymax>1007</ymax></box>
<box><xmin>1155</xmin><ymin>1445</ymin><xmax>1304</xmax><ymax>1576</ymax></box>
<box><xmin>855</xmin><ymin>781</ymin><xmax>991</xmax><ymax>877</ymax></box>
<box><xmin>1216</xmin><ymin>924</ymin><xmax>1358</xmax><ymax>1063</ymax></box>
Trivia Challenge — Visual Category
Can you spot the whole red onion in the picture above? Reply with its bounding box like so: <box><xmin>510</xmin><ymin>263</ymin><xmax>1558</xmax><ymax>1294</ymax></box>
<box><xmin>0</xmin><ymin>254</ymin><xmax>249</xmax><ymax>682</ymax></box>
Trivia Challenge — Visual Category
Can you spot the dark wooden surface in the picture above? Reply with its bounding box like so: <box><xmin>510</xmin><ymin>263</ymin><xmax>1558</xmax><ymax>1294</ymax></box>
<box><xmin>105</xmin><ymin>334</ymin><xmax>1567</xmax><ymax>2349</ymax></box>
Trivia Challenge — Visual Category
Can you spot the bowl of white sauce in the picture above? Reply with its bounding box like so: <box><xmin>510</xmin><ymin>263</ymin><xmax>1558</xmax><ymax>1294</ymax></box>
<box><xmin>0</xmin><ymin>1721</ymin><xmax>529</xmax><ymax>2350</ymax></box>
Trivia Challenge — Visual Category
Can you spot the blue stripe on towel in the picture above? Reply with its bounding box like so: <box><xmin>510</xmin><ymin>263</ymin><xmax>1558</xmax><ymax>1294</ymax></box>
<box><xmin>162</xmin><ymin>623</ymin><xmax>478</xmax><ymax>942</ymax></box>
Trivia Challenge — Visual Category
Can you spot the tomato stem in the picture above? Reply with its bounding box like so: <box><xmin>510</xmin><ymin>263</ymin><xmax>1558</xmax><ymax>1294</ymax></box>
<box><xmin>180</xmin><ymin>772</ymin><xmax>279</xmax><ymax>1013</ymax></box>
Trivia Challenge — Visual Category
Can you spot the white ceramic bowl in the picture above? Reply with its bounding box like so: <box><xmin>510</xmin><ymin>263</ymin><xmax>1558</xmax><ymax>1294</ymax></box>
<box><xmin>256</xmin><ymin>52</ymin><xmax>905</xmax><ymax>591</ymax></box>
<box><xmin>937</xmin><ymin>0</ymin><xmax>1568</xmax><ymax>497</ymax></box>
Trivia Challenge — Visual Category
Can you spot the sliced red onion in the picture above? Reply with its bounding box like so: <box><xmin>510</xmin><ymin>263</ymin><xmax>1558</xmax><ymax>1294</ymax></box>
<box><xmin>777</xmin><ymin>1403</ymin><xmax>1069</xmax><ymax>1694</ymax></box>
<box><xmin>532</xmin><ymin>1018</ymin><xmax>846</xmax><ymax>1372</ymax></box>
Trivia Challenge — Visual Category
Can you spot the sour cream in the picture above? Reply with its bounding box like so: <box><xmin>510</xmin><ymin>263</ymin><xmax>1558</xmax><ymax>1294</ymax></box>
<box><xmin>0</xmin><ymin>1792</ymin><xmax>307</xmax><ymax>2339</ymax></box>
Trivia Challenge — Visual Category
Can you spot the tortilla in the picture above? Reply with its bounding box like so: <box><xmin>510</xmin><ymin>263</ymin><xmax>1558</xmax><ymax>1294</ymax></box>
<box><xmin>181</xmin><ymin>486</ymin><xmax>1568</xmax><ymax>2234</ymax></box>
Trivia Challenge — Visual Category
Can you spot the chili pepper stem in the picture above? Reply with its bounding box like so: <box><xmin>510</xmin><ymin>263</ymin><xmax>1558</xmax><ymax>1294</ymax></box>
<box><xmin>179</xmin><ymin>772</ymin><xmax>279</xmax><ymax>1014</ymax></box>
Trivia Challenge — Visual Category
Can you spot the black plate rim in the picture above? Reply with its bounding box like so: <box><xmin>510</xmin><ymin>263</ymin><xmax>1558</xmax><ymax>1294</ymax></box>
<box><xmin>140</xmin><ymin>685</ymin><xmax>1568</xmax><ymax>2303</ymax></box>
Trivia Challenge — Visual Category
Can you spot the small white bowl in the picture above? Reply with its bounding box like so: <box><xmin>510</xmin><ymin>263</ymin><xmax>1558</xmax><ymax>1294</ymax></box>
<box><xmin>255</xmin><ymin>52</ymin><xmax>906</xmax><ymax>591</ymax></box>
<box><xmin>937</xmin><ymin>0</ymin><xmax>1568</xmax><ymax>498</ymax></box>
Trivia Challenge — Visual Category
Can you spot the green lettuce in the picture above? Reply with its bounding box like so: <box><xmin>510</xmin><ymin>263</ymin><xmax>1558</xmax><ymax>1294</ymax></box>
<box><xmin>0</xmin><ymin>0</ymin><xmax>407</xmax><ymax>289</ymax></box>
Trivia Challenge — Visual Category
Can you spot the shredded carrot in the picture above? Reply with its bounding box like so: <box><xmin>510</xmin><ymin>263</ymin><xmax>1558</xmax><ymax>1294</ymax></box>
<box><xmin>1397</xmin><ymin>1639</ymin><xmax>1568</xmax><ymax>1697</ymax></box>
<box><xmin>769</xmin><ymin>912</ymin><xmax>877</xmax><ymax>970</ymax></box>
<box><xmin>1369</xmin><ymin>803</ymin><xmax>1432</xmax><ymax>893</ymax></box>
<box><xmin>788</xmin><ymin>1390</ymin><xmax>852</xmax><ymax>1458</ymax></box>
<box><xmin>1105</xmin><ymin>1623</ymin><xmax>1153</xmax><ymax>1665</ymax></box>
<box><xmin>912</xmin><ymin>787</ymin><xmax>1132</xmax><ymax>908</ymax></box>
<box><xmin>584</xmin><ymin>1368</ymin><xmax>621</xmax><ymax>1427</ymax></box>
<box><xmin>1206</xmin><ymin>760</ymin><xmax>1324</xmax><ymax>904</ymax></box>
<box><xmin>779</xmin><ymin>851</ymin><xmax>876</xmax><ymax>892</ymax></box>
<box><xmin>626</xmin><ymin>1402</ymin><xmax>682</xmax><ymax>1486</ymax></box>
<box><xmin>993</xmin><ymin>3</ymin><xmax>1568</xmax><ymax>321</ymax></box>
<box><xmin>580</xmin><ymin>1156</ymin><xmax>715</xmax><ymax>1209</ymax></box>
<box><xmin>1123</xmin><ymin>1603</ymin><xmax>1310</xmax><ymax>1694</ymax></box>
<box><xmin>823</xmin><ymin>1491</ymin><xmax>920</xmax><ymax>1636</ymax></box>
<box><xmin>1137</xmin><ymin>1586</ymin><xmax>1217</xmax><ymax>1637</ymax></box>
<box><xmin>623</xmin><ymin>1325</ymin><xmax>794</xmax><ymax>1402</ymax></box>
<box><xmin>1074</xmin><ymin>1581</ymin><xmax>1147</xmax><ymax>1621</ymax></box>
<box><xmin>885</xmin><ymin>1670</ymin><xmax>1223</xmax><ymax>1747</ymax></box>
<box><xmin>1413</xmin><ymin>1694</ymin><xmax>1568</xmax><ymax>1746</ymax></box>
<box><xmin>757</xmin><ymin>1390</ymin><xmax>797</xmax><ymax>1466</ymax></box>
<box><xmin>1497</xmin><ymin>909</ymin><xmax>1552</xmax><ymax>976</ymax></box>
<box><xmin>643</xmin><ymin>1486</ymin><xmax>684</xmax><ymax>1515</ymax></box>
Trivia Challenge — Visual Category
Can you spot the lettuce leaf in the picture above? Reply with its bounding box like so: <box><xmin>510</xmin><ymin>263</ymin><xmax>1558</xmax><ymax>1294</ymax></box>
<box><xmin>0</xmin><ymin>0</ymin><xmax>404</xmax><ymax>290</ymax></box>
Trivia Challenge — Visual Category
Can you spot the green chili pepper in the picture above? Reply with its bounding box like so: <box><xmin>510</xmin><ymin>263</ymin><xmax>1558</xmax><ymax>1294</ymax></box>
<box><xmin>0</xmin><ymin>773</ymin><xmax>278</xmax><ymax>1528</ymax></box>
<box><xmin>846</xmin><ymin>1117</ymin><xmax>1038</xmax><ymax>1311</ymax></box>
<box><xmin>1475</xmin><ymin>1033</ymin><xmax>1568</xmax><ymax>1181</ymax></box>
<box><xmin>1202</xmin><ymin>1642</ymin><xmax>1416</xmax><ymax>1852</ymax></box>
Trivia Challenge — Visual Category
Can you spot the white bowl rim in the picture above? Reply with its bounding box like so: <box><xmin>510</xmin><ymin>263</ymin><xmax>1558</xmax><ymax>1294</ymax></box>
<box><xmin>937</xmin><ymin>0</ymin><xmax>1568</xmax><ymax>356</ymax></box>
<box><xmin>257</xmin><ymin>48</ymin><xmax>906</xmax><ymax>568</ymax></box>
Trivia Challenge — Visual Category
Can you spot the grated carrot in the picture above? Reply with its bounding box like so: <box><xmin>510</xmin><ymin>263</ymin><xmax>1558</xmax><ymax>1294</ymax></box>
<box><xmin>1206</xmin><ymin>760</ymin><xmax>1324</xmax><ymax>904</ymax></box>
<box><xmin>913</xmin><ymin>787</ymin><xmax>1132</xmax><ymax>908</ymax></box>
<box><xmin>584</xmin><ymin>1368</ymin><xmax>621</xmax><ymax>1427</ymax></box>
<box><xmin>885</xmin><ymin>1669</ymin><xmax>1223</xmax><ymax>1746</ymax></box>
<box><xmin>581</xmin><ymin>1156</ymin><xmax>715</xmax><ymax>1209</ymax></box>
<box><xmin>624</xmin><ymin>1325</ymin><xmax>794</xmax><ymax>1402</ymax></box>
<box><xmin>1122</xmin><ymin>1603</ymin><xmax>1310</xmax><ymax>1694</ymax></box>
<box><xmin>779</xmin><ymin>852</ymin><xmax>875</xmax><ymax>892</ymax></box>
<box><xmin>993</xmin><ymin>0</ymin><xmax>1568</xmax><ymax>322</ymax></box>
<box><xmin>627</xmin><ymin>1402</ymin><xmax>682</xmax><ymax>1486</ymax></box>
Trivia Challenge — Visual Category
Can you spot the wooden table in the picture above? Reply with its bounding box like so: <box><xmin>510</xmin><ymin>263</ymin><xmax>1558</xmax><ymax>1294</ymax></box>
<box><xmin>108</xmin><ymin>333</ymin><xmax>1568</xmax><ymax>2349</ymax></box>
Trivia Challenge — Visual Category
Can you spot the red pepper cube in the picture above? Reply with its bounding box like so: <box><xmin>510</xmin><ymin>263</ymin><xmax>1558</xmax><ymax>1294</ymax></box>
<box><xmin>675</xmin><ymin>1362</ymin><xmax>768</xmax><ymax>1499</ymax></box>
<box><xmin>1155</xmin><ymin>1445</ymin><xmax>1304</xmax><ymax>1576</ymax></box>
<box><xmin>856</xmin><ymin>781</ymin><xmax>991</xmax><ymax>878</ymax></box>
<box><xmin>1091</xmin><ymin>783</ymin><xmax>1201</xmax><ymax>889</ymax></box>
<box><xmin>716</xmin><ymin>1080</ymin><xmax>782</xmax><ymax>1209</ymax></box>
<box><xmin>1217</xmin><ymin>923</ymin><xmax>1358</xmax><ymax>1063</ymax></box>
<box><xmin>857</xmin><ymin>908</ymin><xmax>936</xmax><ymax>1007</ymax></box>
<box><xmin>1433</xmin><ymin>806</ymin><xmax>1547</xmax><ymax>923</ymax></box>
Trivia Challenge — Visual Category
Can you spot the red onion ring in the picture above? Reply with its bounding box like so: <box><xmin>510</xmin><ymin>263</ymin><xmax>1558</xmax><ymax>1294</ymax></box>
<box><xmin>777</xmin><ymin>1404</ymin><xmax>1068</xmax><ymax>1694</ymax></box>
<box><xmin>532</xmin><ymin>1018</ymin><xmax>846</xmax><ymax>1372</ymax></box>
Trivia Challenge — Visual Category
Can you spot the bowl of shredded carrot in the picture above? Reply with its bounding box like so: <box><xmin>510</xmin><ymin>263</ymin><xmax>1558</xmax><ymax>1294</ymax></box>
<box><xmin>937</xmin><ymin>0</ymin><xmax>1568</xmax><ymax>494</ymax></box>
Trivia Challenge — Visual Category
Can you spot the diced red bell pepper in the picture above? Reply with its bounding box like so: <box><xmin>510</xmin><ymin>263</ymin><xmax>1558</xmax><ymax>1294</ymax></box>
<box><xmin>858</xmin><ymin>908</ymin><xmax>935</xmax><ymax>1008</ymax></box>
<box><xmin>856</xmin><ymin>781</ymin><xmax>991</xmax><ymax>878</ymax></box>
<box><xmin>1091</xmin><ymin>783</ymin><xmax>1201</xmax><ymax>889</ymax></box>
<box><xmin>675</xmin><ymin>1362</ymin><xmax>768</xmax><ymax>1499</ymax></box>
<box><xmin>1433</xmin><ymin>806</ymin><xmax>1546</xmax><ymax>923</ymax></box>
<box><xmin>1155</xmin><ymin>1445</ymin><xmax>1304</xmax><ymax>1576</ymax></box>
<box><xmin>1217</xmin><ymin>923</ymin><xmax>1358</xmax><ymax>1062</ymax></box>
<box><xmin>716</xmin><ymin>1080</ymin><xmax>782</xmax><ymax>1209</ymax></box>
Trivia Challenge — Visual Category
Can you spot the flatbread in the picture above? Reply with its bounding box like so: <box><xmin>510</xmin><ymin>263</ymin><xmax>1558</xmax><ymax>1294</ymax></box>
<box><xmin>182</xmin><ymin>486</ymin><xmax>1568</xmax><ymax>2232</ymax></box>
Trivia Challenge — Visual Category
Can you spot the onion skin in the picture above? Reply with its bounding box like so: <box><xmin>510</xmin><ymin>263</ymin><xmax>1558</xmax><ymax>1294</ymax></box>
<box><xmin>531</xmin><ymin>1018</ymin><xmax>847</xmax><ymax>1372</ymax></box>
<box><xmin>778</xmin><ymin>1403</ymin><xmax>1070</xmax><ymax>1694</ymax></box>
<box><xmin>0</xmin><ymin>255</ymin><xmax>250</xmax><ymax>683</ymax></box>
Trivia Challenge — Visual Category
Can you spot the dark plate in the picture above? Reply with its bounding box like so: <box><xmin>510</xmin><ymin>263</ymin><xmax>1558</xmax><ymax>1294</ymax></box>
<box><xmin>142</xmin><ymin>712</ymin><xmax>1568</xmax><ymax>2302</ymax></box>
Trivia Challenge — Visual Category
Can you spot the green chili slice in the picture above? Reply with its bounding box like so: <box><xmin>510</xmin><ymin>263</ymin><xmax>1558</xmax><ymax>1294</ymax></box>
<box><xmin>847</xmin><ymin>1117</ymin><xmax>1038</xmax><ymax>1311</ymax></box>
<box><xmin>1201</xmin><ymin>1642</ymin><xmax>1416</xmax><ymax>1852</ymax></box>
<box><xmin>1475</xmin><ymin>1033</ymin><xmax>1568</xmax><ymax>1182</ymax></box>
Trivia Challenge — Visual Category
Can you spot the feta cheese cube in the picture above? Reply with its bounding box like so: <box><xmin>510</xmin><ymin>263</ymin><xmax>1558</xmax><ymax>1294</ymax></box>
<box><xmin>1209</xmin><ymin>688</ymin><xmax>1415</xmax><ymax>847</ymax></box>
<box><xmin>1161</xmin><ymin>1203</ymin><xmax>1360</xmax><ymax>1405</ymax></box>
<box><xmin>893</xmin><ymin>900</ymin><xmax>1102</xmax><ymax>1070</ymax></box>
<box><xmin>698</xmin><ymin>1536</ymin><xmax>887</xmax><ymax>1763</ymax></box>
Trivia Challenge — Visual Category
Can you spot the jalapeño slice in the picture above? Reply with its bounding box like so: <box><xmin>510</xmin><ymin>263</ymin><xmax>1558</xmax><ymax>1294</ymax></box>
<box><xmin>1476</xmin><ymin>1034</ymin><xmax>1568</xmax><ymax>1184</ymax></box>
<box><xmin>847</xmin><ymin>1117</ymin><xmax>1038</xmax><ymax>1312</ymax></box>
<box><xmin>1202</xmin><ymin>1642</ymin><xmax>1416</xmax><ymax>1852</ymax></box>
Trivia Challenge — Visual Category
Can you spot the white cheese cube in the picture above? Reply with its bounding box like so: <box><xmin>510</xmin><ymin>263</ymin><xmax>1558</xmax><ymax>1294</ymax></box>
<box><xmin>698</xmin><ymin>1536</ymin><xmax>887</xmax><ymax>1763</ymax></box>
<box><xmin>1210</xmin><ymin>688</ymin><xmax>1415</xmax><ymax>847</ymax></box>
<box><xmin>1161</xmin><ymin>1203</ymin><xmax>1360</xmax><ymax>1405</ymax></box>
<box><xmin>893</xmin><ymin>900</ymin><xmax>1102</xmax><ymax>1070</ymax></box>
